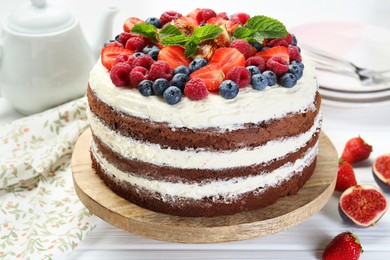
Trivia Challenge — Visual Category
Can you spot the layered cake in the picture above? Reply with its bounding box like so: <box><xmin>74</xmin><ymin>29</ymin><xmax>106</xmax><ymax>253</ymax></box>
<box><xmin>87</xmin><ymin>9</ymin><xmax>322</xmax><ymax>217</ymax></box>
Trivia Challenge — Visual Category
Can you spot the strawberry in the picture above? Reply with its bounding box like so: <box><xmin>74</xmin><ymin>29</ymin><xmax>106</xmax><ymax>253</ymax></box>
<box><xmin>190</xmin><ymin>64</ymin><xmax>224</xmax><ymax>91</ymax></box>
<box><xmin>341</xmin><ymin>136</ymin><xmax>373</xmax><ymax>164</ymax></box>
<box><xmin>101</xmin><ymin>44</ymin><xmax>134</xmax><ymax>71</ymax></box>
<box><xmin>256</xmin><ymin>46</ymin><xmax>289</xmax><ymax>63</ymax></box>
<box><xmin>323</xmin><ymin>231</ymin><xmax>363</xmax><ymax>260</ymax></box>
<box><xmin>225</xmin><ymin>20</ymin><xmax>239</xmax><ymax>36</ymax></box>
<box><xmin>171</xmin><ymin>16</ymin><xmax>198</xmax><ymax>36</ymax></box>
<box><xmin>158</xmin><ymin>46</ymin><xmax>192</xmax><ymax>69</ymax></box>
<box><xmin>336</xmin><ymin>159</ymin><xmax>357</xmax><ymax>192</ymax></box>
<box><xmin>210</xmin><ymin>48</ymin><xmax>246</xmax><ymax>75</ymax></box>
<box><xmin>123</xmin><ymin>17</ymin><xmax>143</xmax><ymax>33</ymax></box>
<box><xmin>186</xmin><ymin>8</ymin><xmax>201</xmax><ymax>21</ymax></box>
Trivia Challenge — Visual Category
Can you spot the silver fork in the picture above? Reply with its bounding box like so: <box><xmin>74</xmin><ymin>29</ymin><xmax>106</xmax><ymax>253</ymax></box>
<box><xmin>300</xmin><ymin>44</ymin><xmax>390</xmax><ymax>86</ymax></box>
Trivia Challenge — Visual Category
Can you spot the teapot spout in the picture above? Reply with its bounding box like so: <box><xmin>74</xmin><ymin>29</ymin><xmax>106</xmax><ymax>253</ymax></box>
<box><xmin>90</xmin><ymin>6</ymin><xmax>119</xmax><ymax>59</ymax></box>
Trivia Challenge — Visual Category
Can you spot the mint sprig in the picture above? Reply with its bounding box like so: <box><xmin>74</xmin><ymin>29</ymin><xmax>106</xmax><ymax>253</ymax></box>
<box><xmin>233</xmin><ymin>15</ymin><xmax>288</xmax><ymax>43</ymax></box>
<box><xmin>131</xmin><ymin>23</ymin><xmax>158</xmax><ymax>42</ymax></box>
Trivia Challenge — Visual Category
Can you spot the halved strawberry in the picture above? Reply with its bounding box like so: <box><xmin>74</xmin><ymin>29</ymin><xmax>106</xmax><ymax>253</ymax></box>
<box><xmin>225</xmin><ymin>20</ymin><xmax>239</xmax><ymax>36</ymax></box>
<box><xmin>101</xmin><ymin>44</ymin><xmax>134</xmax><ymax>71</ymax></box>
<box><xmin>158</xmin><ymin>46</ymin><xmax>192</xmax><ymax>69</ymax></box>
<box><xmin>256</xmin><ymin>46</ymin><xmax>289</xmax><ymax>63</ymax></box>
<box><xmin>187</xmin><ymin>8</ymin><xmax>201</xmax><ymax>22</ymax></box>
<box><xmin>210</xmin><ymin>47</ymin><xmax>246</xmax><ymax>75</ymax></box>
<box><xmin>190</xmin><ymin>64</ymin><xmax>224</xmax><ymax>91</ymax></box>
<box><xmin>206</xmin><ymin>17</ymin><xmax>225</xmax><ymax>26</ymax></box>
<box><xmin>123</xmin><ymin>17</ymin><xmax>143</xmax><ymax>32</ymax></box>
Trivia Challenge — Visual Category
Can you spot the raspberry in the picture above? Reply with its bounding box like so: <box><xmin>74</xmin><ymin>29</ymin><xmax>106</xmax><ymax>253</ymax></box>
<box><xmin>132</xmin><ymin>55</ymin><xmax>155</xmax><ymax>70</ymax></box>
<box><xmin>230</xmin><ymin>39</ymin><xmax>251</xmax><ymax>59</ymax></box>
<box><xmin>268</xmin><ymin>39</ymin><xmax>289</xmax><ymax>48</ymax></box>
<box><xmin>231</xmin><ymin>13</ymin><xmax>250</xmax><ymax>25</ymax></box>
<box><xmin>125</xmin><ymin>37</ymin><xmax>146</xmax><ymax>52</ymax></box>
<box><xmin>196</xmin><ymin>8</ymin><xmax>217</xmax><ymax>24</ymax></box>
<box><xmin>115</xmin><ymin>53</ymin><xmax>130</xmax><ymax>64</ymax></box>
<box><xmin>160</xmin><ymin>11</ymin><xmax>182</xmax><ymax>26</ymax></box>
<box><xmin>284</xmin><ymin>33</ymin><xmax>293</xmax><ymax>45</ymax></box>
<box><xmin>246</xmin><ymin>56</ymin><xmax>266</xmax><ymax>72</ymax></box>
<box><xmin>288</xmin><ymin>45</ymin><xmax>302</xmax><ymax>62</ymax></box>
<box><xmin>266</xmin><ymin>56</ymin><xmax>289</xmax><ymax>76</ymax></box>
<box><xmin>226</xmin><ymin>66</ymin><xmax>251</xmax><ymax>88</ymax></box>
<box><xmin>217</xmin><ymin>12</ymin><xmax>229</xmax><ymax>20</ymax></box>
<box><xmin>149</xmin><ymin>60</ymin><xmax>173</xmax><ymax>81</ymax></box>
<box><xmin>117</xmin><ymin>32</ymin><xmax>137</xmax><ymax>46</ymax></box>
<box><xmin>110</xmin><ymin>62</ymin><xmax>132</xmax><ymax>87</ymax></box>
<box><xmin>184</xmin><ymin>78</ymin><xmax>208</xmax><ymax>100</ymax></box>
<box><xmin>130</xmin><ymin>66</ymin><xmax>149</xmax><ymax>87</ymax></box>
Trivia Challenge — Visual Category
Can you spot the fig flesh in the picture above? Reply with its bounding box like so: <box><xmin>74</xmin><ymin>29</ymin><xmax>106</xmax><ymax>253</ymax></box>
<box><xmin>339</xmin><ymin>184</ymin><xmax>388</xmax><ymax>227</ymax></box>
<box><xmin>372</xmin><ymin>154</ymin><xmax>390</xmax><ymax>193</ymax></box>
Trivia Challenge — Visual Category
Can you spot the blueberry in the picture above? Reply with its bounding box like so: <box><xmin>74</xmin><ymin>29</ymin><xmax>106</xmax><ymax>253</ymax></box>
<box><xmin>133</xmin><ymin>52</ymin><xmax>144</xmax><ymax>58</ymax></box>
<box><xmin>246</xmin><ymin>65</ymin><xmax>261</xmax><ymax>76</ymax></box>
<box><xmin>219</xmin><ymin>80</ymin><xmax>239</xmax><ymax>99</ymax></box>
<box><xmin>251</xmin><ymin>42</ymin><xmax>262</xmax><ymax>51</ymax></box>
<box><xmin>291</xmin><ymin>34</ymin><xmax>298</xmax><ymax>46</ymax></box>
<box><xmin>251</xmin><ymin>74</ymin><xmax>269</xmax><ymax>91</ymax></box>
<box><xmin>261</xmin><ymin>46</ymin><xmax>270</xmax><ymax>52</ymax></box>
<box><xmin>280</xmin><ymin>73</ymin><xmax>297</xmax><ymax>88</ymax></box>
<box><xmin>148</xmin><ymin>49</ymin><xmax>160</xmax><ymax>61</ymax></box>
<box><xmin>291</xmin><ymin>60</ymin><xmax>304</xmax><ymax>70</ymax></box>
<box><xmin>163</xmin><ymin>86</ymin><xmax>182</xmax><ymax>105</ymax></box>
<box><xmin>262</xmin><ymin>70</ymin><xmax>277</xmax><ymax>86</ymax></box>
<box><xmin>171</xmin><ymin>73</ymin><xmax>189</xmax><ymax>92</ymax></box>
<box><xmin>142</xmin><ymin>45</ymin><xmax>159</xmax><ymax>54</ymax></box>
<box><xmin>288</xmin><ymin>64</ymin><xmax>303</xmax><ymax>80</ymax></box>
<box><xmin>189</xmin><ymin>58</ymin><xmax>208</xmax><ymax>72</ymax></box>
<box><xmin>174</xmin><ymin>65</ymin><xmax>191</xmax><ymax>76</ymax></box>
<box><xmin>145</xmin><ymin>17</ymin><xmax>162</xmax><ymax>28</ymax></box>
<box><xmin>138</xmin><ymin>80</ymin><xmax>154</xmax><ymax>96</ymax></box>
<box><xmin>152</xmin><ymin>78</ymin><xmax>170</xmax><ymax>95</ymax></box>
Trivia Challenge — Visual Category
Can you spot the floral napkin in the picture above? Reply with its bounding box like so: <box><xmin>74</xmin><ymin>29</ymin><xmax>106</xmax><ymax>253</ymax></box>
<box><xmin>0</xmin><ymin>97</ymin><xmax>97</xmax><ymax>259</ymax></box>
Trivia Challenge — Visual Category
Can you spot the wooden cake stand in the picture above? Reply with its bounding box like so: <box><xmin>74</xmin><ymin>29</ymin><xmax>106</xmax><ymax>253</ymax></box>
<box><xmin>72</xmin><ymin>128</ymin><xmax>338</xmax><ymax>243</ymax></box>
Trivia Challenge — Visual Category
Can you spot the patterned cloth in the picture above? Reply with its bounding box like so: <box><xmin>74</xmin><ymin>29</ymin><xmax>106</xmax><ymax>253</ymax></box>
<box><xmin>0</xmin><ymin>97</ymin><xmax>97</xmax><ymax>259</ymax></box>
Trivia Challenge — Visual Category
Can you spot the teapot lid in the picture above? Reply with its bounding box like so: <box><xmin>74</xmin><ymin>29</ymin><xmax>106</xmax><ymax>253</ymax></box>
<box><xmin>7</xmin><ymin>0</ymin><xmax>76</xmax><ymax>34</ymax></box>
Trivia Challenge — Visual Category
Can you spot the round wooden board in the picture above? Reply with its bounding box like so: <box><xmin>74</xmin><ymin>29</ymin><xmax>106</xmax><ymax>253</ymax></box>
<box><xmin>72</xmin><ymin>128</ymin><xmax>338</xmax><ymax>244</ymax></box>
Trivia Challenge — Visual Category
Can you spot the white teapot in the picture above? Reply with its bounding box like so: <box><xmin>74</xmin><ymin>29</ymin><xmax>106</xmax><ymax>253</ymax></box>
<box><xmin>0</xmin><ymin>0</ymin><xmax>118</xmax><ymax>115</ymax></box>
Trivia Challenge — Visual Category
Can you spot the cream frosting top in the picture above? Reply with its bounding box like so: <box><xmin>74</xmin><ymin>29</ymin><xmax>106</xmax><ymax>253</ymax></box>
<box><xmin>89</xmin><ymin>59</ymin><xmax>318</xmax><ymax>130</ymax></box>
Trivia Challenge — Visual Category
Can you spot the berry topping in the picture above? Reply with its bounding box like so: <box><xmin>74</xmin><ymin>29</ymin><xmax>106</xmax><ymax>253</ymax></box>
<box><xmin>117</xmin><ymin>32</ymin><xmax>136</xmax><ymax>46</ymax></box>
<box><xmin>152</xmin><ymin>78</ymin><xmax>170</xmax><ymax>95</ymax></box>
<box><xmin>171</xmin><ymin>73</ymin><xmax>190</xmax><ymax>91</ymax></box>
<box><xmin>341</xmin><ymin>136</ymin><xmax>373</xmax><ymax>164</ymax></box>
<box><xmin>226</xmin><ymin>66</ymin><xmax>251</xmax><ymax>88</ymax></box>
<box><xmin>148</xmin><ymin>48</ymin><xmax>160</xmax><ymax>61</ymax></box>
<box><xmin>262</xmin><ymin>70</ymin><xmax>277</xmax><ymax>86</ymax></box>
<box><xmin>246</xmin><ymin>65</ymin><xmax>261</xmax><ymax>76</ymax></box>
<box><xmin>283</xmin><ymin>33</ymin><xmax>293</xmax><ymax>45</ymax></box>
<box><xmin>160</xmin><ymin>11</ymin><xmax>182</xmax><ymax>26</ymax></box>
<box><xmin>323</xmin><ymin>232</ymin><xmax>363</xmax><ymax>260</ymax></box>
<box><xmin>145</xmin><ymin>17</ymin><xmax>162</xmax><ymax>28</ymax></box>
<box><xmin>158</xmin><ymin>46</ymin><xmax>192</xmax><ymax>69</ymax></box>
<box><xmin>101</xmin><ymin>44</ymin><xmax>134</xmax><ymax>71</ymax></box>
<box><xmin>132</xmin><ymin>55</ymin><xmax>155</xmax><ymax>70</ymax></box>
<box><xmin>288</xmin><ymin>45</ymin><xmax>302</xmax><ymax>62</ymax></box>
<box><xmin>125</xmin><ymin>37</ymin><xmax>146</xmax><ymax>52</ymax></box>
<box><xmin>230</xmin><ymin>39</ymin><xmax>251</xmax><ymax>59</ymax></box>
<box><xmin>130</xmin><ymin>66</ymin><xmax>149</xmax><ymax>87</ymax></box>
<box><xmin>219</xmin><ymin>80</ymin><xmax>239</xmax><ymax>99</ymax></box>
<box><xmin>142</xmin><ymin>45</ymin><xmax>160</xmax><ymax>54</ymax></box>
<box><xmin>210</xmin><ymin>47</ymin><xmax>246</xmax><ymax>75</ymax></box>
<box><xmin>291</xmin><ymin>60</ymin><xmax>304</xmax><ymax>70</ymax></box>
<box><xmin>138</xmin><ymin>80</ymin><xmax>154</xmax><ymax>96</ymax></box>
<box><xmin>163</xmin><ymin>86</ymin><xmax>182</xmax><ymax>105</ymax></box>
<box><xmin>196</xmin><ymin>8</ymin><xmax>217</xmax><ymax>24</ymax></box>
<box><xmin>336</xmin><ymin>159</ymin><xmax>357</xmax><ymax>192</ymax></box>
<box><xmin>288</xmin><ymin>64</ymin><xmax>303</xmax><ymax>80</ymax></box>
<box><xmin>231</xmin><ymin>13</ymin><xmax>250</xmax><ymax>25</ymax></box>
<box><xmin>268</xmin><ymin>38</ymin><xmax>289</xmax><ymax>48</ymax></box>
<box><xmin>189</xmin><ymin>58</ymin><xmax>208</xmax><ymax>72</ymax></box>
<box><xmin>149</xmin><ymin>60</ymin><xmax>174</xmax><ymax>81</ymax></box>
<box><xmin>280</xmin><ymin>72</ymin><xmax>297</xmax><ymax>88</ymax></box>
<box><xmin>115</xmin><ymin>53</ymin><xmax>131</xmax><ymax>64</ymax></box>
<box><xmin>110</xmin><ymin>62</ymin><xmax>132</xmax><ymax>87</ymax></box>
<box><xmin>256</xmin><ymin>46</ymin><xmax>289</xmax><ymax>63</ymax></box>
<box><xmin>189</xmin><ymin>64</ymin><xmax>224</xmax><ymax>91</ymax></box>
<box><xmin>133</xmin><ymin>52</ymin><xmax>144</xmax><ymax>58</ymax></box>
<box><xmin>173</xmin><ymin>65</ymin><xmax>191</xmax><ymax>76</ymax></box>
<box><xmin>251</xmin><ymin>74</ymin><xmax>269</xmax><ymax>91</ymax></box>
<box><xmin>266</xmin><ymin>56</ymin><xmax>289</xmax><ymax>76</ymax></box>
<box><xmin>184</xmin><ymin>78</ymin><xmax>209</xmax><ymax>101</ymax></box>
<box><xmin>123</xmin><ymin>17</ymin><xmax>143</xmax><ymax>32</ymax></box>
<box><xmin>216</xmin><ymin>12</ymin><xmax>229</xmax><ymax>20</ymax></box>
<box><xmin>245</xmin><ymin>56</ymin><xmax>266</xmax><ymax>72</ymax></box>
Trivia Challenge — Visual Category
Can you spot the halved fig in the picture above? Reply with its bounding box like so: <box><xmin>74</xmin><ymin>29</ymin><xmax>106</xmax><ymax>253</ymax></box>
<box><xmin>372</xmin><ymin>154</ymin><xmax>390</xmax><ymax>193</ymax></box>
<box><xmin>339</xmin><ymin>184</ymin><xmax>388</xmax><ymax>227</ymax></box>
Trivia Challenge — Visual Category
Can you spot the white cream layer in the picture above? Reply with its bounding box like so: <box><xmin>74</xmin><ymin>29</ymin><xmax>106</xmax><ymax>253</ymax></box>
<box><xmin>91</xmin><ymin>141</ymin><xmax>318</xmax><ymax>201</ymax></box>
<box><xmin>89</xmin><ymin>59</ymin><xmax>318</xmax><ymax>130</ymax></box>
<box><xmin>88</xmin><ymin>109</ymin><xmax>322</xmax><ymax>169</ymax></box>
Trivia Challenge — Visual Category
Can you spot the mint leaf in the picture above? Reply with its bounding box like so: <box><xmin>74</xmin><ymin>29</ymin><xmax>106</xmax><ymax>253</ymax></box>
<box><xmin>192</xmin><ymin>24</ymin><xmax>223</xmax><ymax>42</ymax></box>
<box><xmin>245</xmin><ymin>15</ymin><xmax>288</xmax><ymax>39</ymax></box>
<box><xmin>184</xmin><ymin>37</ymin><xmax>199</xmax><ymax>57</ymax></box>
<box><xmin>159</xmin><ymin>24</ymin><xmax>183</xmax><ymax>39</ymax></box>
<box><xmin>232</xmin><ymin>26</ymin><xmax>254</xmax><ymax>41</ymax></box>
<box><xmin>131</xmin><ymin>23</ymin><xmax>158</xmax><ymax>42</ymax></box>
<box><xmin>252</xmin><ymin>31</ymin><xmax>265</xmax><ymax>44</ymax></box>
<box><xmin>160</xmin><ymin>35</ymin><xmax>188</xmax><ymax>46</ymax></box>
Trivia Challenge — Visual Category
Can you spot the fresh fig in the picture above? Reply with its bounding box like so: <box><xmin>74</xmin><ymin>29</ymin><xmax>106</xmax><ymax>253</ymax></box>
<box><xmin>372</xmin><ymin>154</ymin><xmax>390</xmax><ymax>193</ymax></box>
<box><xmin>339</xmin><ymin>184</ymin><xmax>388</xmax><ymax>227</ymax></box>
